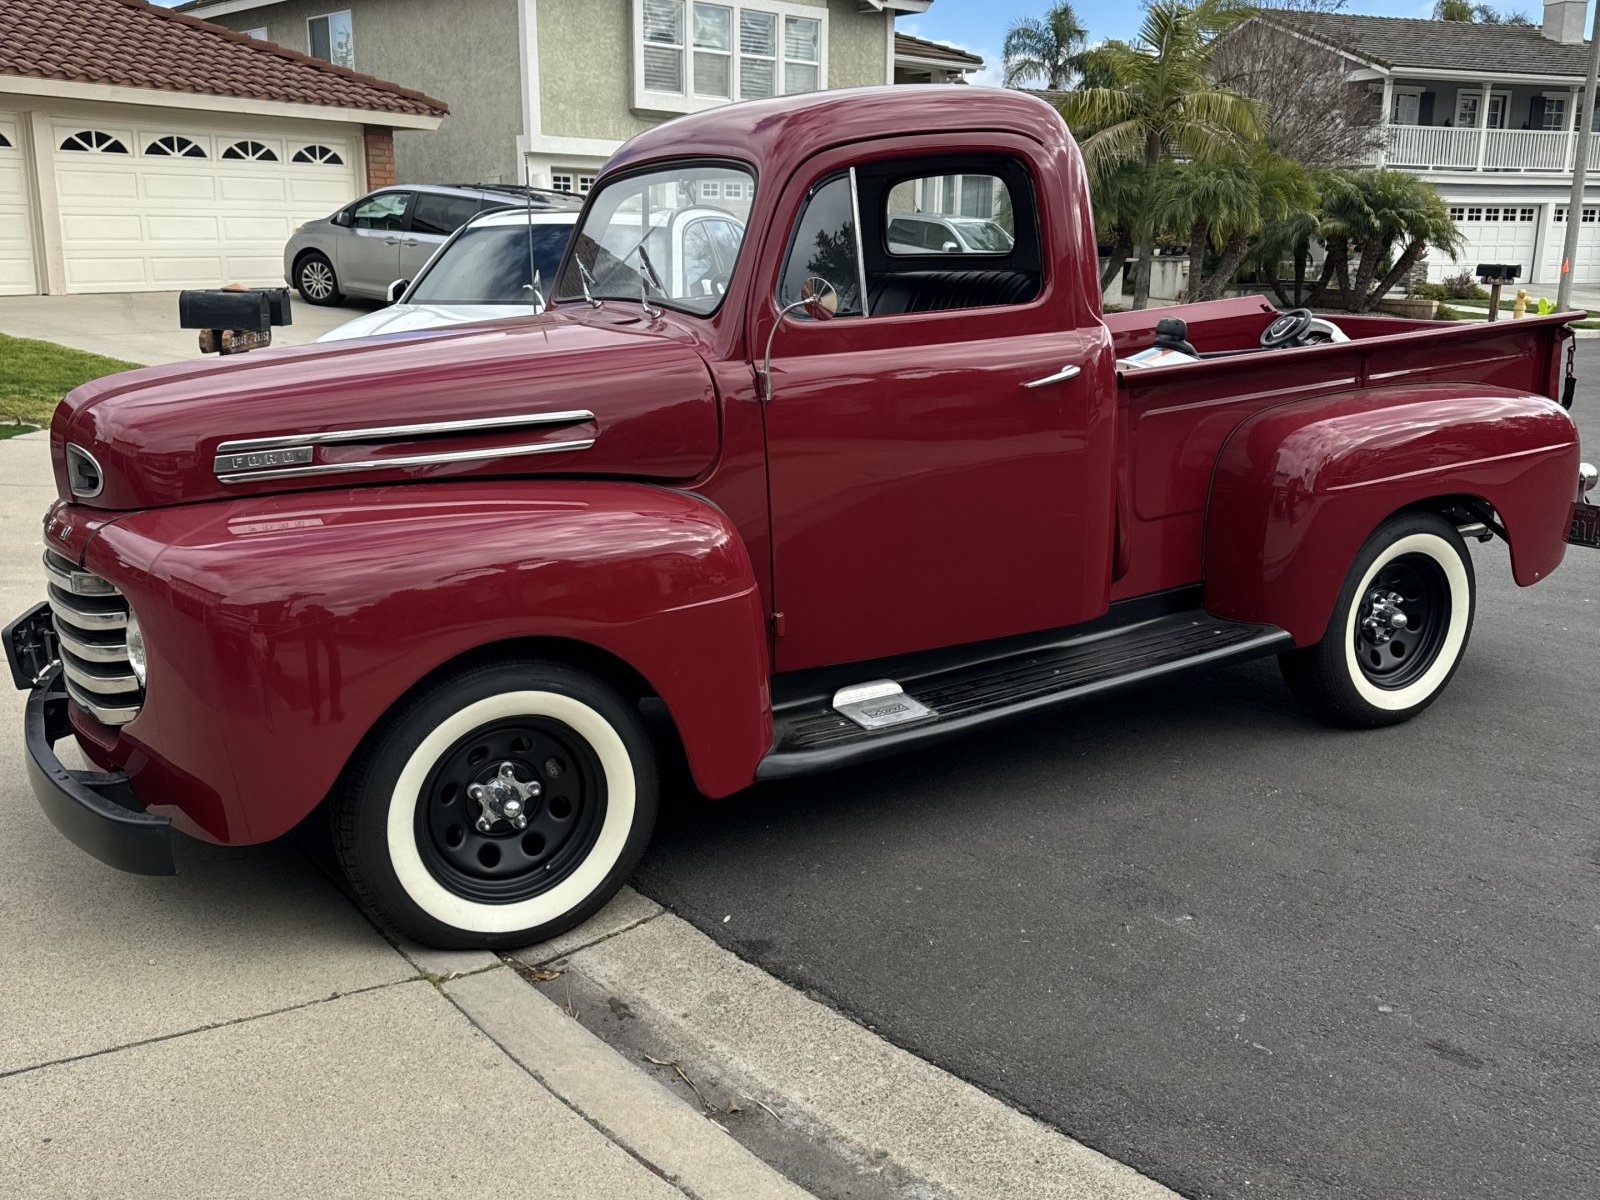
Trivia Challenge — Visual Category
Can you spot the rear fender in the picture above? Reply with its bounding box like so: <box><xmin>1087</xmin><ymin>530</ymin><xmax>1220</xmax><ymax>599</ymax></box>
<box><xmin>1204</xmin><ymin>383</ymin><xmax>1580</xmax><ymax>645</ymax></box>
<box><xmin>86</xmin><ymin>481</ymin><xmax>771</xmax><ymax>844</ymax></box>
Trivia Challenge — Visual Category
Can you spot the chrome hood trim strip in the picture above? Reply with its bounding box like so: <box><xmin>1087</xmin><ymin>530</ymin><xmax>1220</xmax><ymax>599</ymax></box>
<box><xmin>216</xmin><ymin>437</ymin><xmax>597</xmax><ymax>485</ymax></box>
<box><xmin>213</xmin><ymin>409</ymin><xmax>597</xmax><ymax>484</ymax></box>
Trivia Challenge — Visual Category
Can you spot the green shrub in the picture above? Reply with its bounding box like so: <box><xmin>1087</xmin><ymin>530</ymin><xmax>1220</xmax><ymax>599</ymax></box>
<box><xmin>1441</xmin><ymin>270</ymin><xmax>1489</xmax><ymax>301</ymax></box>
<box><xmin>1412</xmin><ymin>282</ymin><xmax>1448</xmax><ymax>301</ymax></box>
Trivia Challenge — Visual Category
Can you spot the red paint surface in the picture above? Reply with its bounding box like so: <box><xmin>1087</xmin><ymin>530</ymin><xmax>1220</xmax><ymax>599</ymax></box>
<box><xmin>31</xmin><ymin>88</ymin><xmax>1585</xmax><ymax>847</ymax></box>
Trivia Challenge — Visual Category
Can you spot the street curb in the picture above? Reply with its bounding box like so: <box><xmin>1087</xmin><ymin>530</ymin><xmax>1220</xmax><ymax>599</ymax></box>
<box><xmin>554</xmin><ymin>913</ymin><xmax>1184</xmax><ymax>1200</ymax></box>
<box><xmin>444</xmin><ymin>965</ymin><xmax>816</xmax><ymax>1200</ymax></box>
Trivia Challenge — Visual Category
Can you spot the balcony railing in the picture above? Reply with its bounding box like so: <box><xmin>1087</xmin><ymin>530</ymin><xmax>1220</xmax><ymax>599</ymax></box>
<box><xmin>1381</xmin><ymin>125</ymin><xmax>1600</xmax><ymax>174</ymax></box>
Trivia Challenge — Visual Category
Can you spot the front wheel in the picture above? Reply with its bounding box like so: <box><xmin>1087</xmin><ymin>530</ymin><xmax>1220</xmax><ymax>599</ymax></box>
<box><xmin>1280</xmin><ymin>512</ymin><xmax>1476</xmax><ymax>728</ymax></box>
<box><xmin>295</xmin><ymin>252</ymin><xmax>343</xmax><ymax>306</ymax></box>
<box><xmin>333</xmin><ymin>660</ymin><xmax>658</xmax><ymax>949</ymax></box>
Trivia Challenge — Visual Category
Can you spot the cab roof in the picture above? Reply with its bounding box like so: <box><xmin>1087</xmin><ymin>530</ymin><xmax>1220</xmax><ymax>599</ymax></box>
<box><xmin>603</xmin><ymin>86</ymin><xmax>1069</xmax><ymax>184</ymax></box>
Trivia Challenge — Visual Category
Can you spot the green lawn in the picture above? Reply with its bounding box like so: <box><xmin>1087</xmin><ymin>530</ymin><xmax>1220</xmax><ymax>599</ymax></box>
<box><xmin>0</xmin><ymin>333</ymin><xmax>140</xmax><ymax>439</ymax></box>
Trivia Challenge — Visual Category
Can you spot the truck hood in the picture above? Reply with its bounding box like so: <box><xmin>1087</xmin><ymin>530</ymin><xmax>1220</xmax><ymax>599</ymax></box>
<box><xmin>51</xmin><ymin>309</ymin><xmax>721</xmax><ymax>511</ymax></box>
<box><xmin>315</xmin><ymin>303</ymin><xmax>540</xmax><ymax>343</ymax></box>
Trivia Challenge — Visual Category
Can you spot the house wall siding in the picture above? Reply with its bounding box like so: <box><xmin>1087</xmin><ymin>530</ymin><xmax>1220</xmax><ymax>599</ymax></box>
<box><xmin>536</xmin><ymin>0</ymin><xmax>891</xmax><ymax>141</ymax></box>
<box><xmin>203</xmin><ymin>0</ymin><xmax>523</xmax><ymax>184</ymax></box>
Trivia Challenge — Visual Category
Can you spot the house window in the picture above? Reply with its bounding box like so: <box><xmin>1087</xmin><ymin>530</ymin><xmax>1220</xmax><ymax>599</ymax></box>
<box><xmin>1455</xmin><ymin>91</ymin><xmax>1507</xmax><ymax>130</ymax></box>
<box><xmin>291</xmin><ymin>144</ymin><xmax>344</xmax><ymax>165</ymax></box>
<box><xmin>222</xmin><ymin>140</ymin><xmax>280</xmax><ymax>162</ymax></box>
<box><xmin>577</xmin><ymin>174</ymin><xmax>596</xmax><ymax>194</ymax></box>
<box><xmin>1449</xmin><ymin>206</ymin><xmax>1465</xmax><ymax>221</ymax></box>
<box><xmin>1484</xmin><ymin>207</ymin><xmax>1500</xmax><ymax>222</ymax></box>
<box><xmin>309</xmin><ymin>11</ymin><xmax>354</xmax><ymax>67</ymax></box>
<box><xmin>1391</xmin><ymin>89</ymin><xmax>1421</xmax><ymax>126</ymax></box>
<box><xmin>1520</xmin><ymin>207</ymin><xmax>1535</xmax><ymax>221</ymax></box>
<box><xmin>637</xmin><ymin>0</ymin><xmax>827</xmax><ymax>113</ymax></box>
<box><xmin>1584</xmin><ymin>207</ymin><xmax>1597</xmax><ymax>224</ymax></box>
<box><xmin>59</xmin><ymin>130</ymin><xmax>128</xmax><ymax>154</ymax></box>
<box><xmin>1466</xmin><ymin>206</ymin><xmax>1483</xmax><ymax>221</ymax></box>
<box><xmin>551</xmin><ymin>173</ymin><xmax>574</xmax><ymax>193</ymax></box>
<box><xmin>1542</xmin><ymin>97</ymin><xmax>1570</xmax><ymax>131</ymax></box>
<box><xmin>145</xmin><ymin>135</ymin><xmax>206</xmax><ymax>158</ymax></box>
<box><xmin>243</xmin><ymin>27</ymin><xmax>269</xmax><ymax>40</ymax></box>
<box><xmin>0</xmin><ymin>133</ymin><xmax>11</xmax><ymax>149</ymax></box>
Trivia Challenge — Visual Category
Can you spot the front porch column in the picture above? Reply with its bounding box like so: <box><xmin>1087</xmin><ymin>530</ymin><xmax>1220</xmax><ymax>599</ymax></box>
<box><xmin>1378</xmin><ymin>76</ymin><xmax>1393</xmax><ymax>168</ymax></box>
<box><xmin>1568</xmin><ymin>85</ymin><xmax>1582</xmax><ymax>172</ymax></box>
<box><xmin>1475</xmin><ymin>79</ymin><xmax>1493</xmax><ymax>171</ymax></box>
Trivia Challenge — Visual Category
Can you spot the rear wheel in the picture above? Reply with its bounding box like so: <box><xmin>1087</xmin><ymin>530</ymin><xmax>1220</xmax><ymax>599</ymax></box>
<box><xmin>1280</xmin><ymin>512</ymin><xmax>1475</xmax><ymax>728</ymax></box>
<box><xmin>295</xmin><ymin>252</ymin><xmax>342</xmax><ymax>306</ymax></box>
<box><xmin>333</xmin><ymin>660</ymin><xmax>658</xmax><ymax>949</ymax></box>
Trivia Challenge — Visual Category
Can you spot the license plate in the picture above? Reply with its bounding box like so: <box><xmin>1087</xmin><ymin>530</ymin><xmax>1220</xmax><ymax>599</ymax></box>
<box><xmin>1571</xmin><ymin>502</ymin><xmax>1600</xmax><ymax>549</ymax></box>
<box><xmin>3</xmin><ymin>601</ymin><xmax>59</xmax><ymax>691</ymax></box>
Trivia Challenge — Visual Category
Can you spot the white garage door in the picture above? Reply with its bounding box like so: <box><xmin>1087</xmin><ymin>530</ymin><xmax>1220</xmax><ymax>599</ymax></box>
<box><xmin>50</xmin><ymin>119</ymin><xmax>358</xmax><ymax>293</ymax></box>
<box><xmin>1429</xmin><ymin>203</ymin><xmax>1539</xmax><ymax>284</ymax></box>
<box><xmin>1542</xmin><ymin>204</ymin><xmax>1600</xmax><ymax>286</ymax></box>
<box><xmin>0</xmin><ymin>113</ymin><xmax>38</xmax><ymax>296</ymax></box>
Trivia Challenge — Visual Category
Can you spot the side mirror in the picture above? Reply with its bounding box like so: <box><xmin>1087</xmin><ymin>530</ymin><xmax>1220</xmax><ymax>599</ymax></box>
<box><xmin>386</xmin><ymin>279</ymin><xmax>410</xmax><ymax>305</ymax></box>
<box><xmin>761</xmin><ymin>276</ymin><xmax>840</xmax><ymax>403</ymax></box>
<box><xmin>941</xmin><ymin>240</ymin><xmax>960</xmax><ymax>253</ymax></box>
<box><xmin>332</xmin><ymin>210</ymin><xmax>352</xmax><ymax>228</ymax></box>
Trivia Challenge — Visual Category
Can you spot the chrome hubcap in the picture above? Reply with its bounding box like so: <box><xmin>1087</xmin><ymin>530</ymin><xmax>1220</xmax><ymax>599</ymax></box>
<box><xmin>1360</xmin><ymin>590</ymin><xmax>1409</xmax><ymax>645</ymax></box>
<box><xmin>468</xmin><ymin>761</ymin><xmax>542</xmax><ymax>833</ymax></box>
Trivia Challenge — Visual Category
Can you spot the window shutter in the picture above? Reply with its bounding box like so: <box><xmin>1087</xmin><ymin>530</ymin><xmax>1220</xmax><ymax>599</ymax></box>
<box><xmin>1529</xmin><ymin>96</ymin><xmax>1545</xmax><ymax>130</ymax></box>
<box><xmin>1419</xmin><ymin>92</ymin><xmax>1435</xmax><ymax>125</ymax></box>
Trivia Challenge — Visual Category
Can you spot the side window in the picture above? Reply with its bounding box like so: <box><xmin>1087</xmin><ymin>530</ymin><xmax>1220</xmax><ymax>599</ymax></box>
<box><xmin>884</xmin><ymin>174</ymin><xmax>1015</xmax><ymax>257</ymax></box>
<box><xmin>778</xmin><ymin>174</ymin><xmax>864</xmax><ymax>316</ymax></box>
<box><xmin>351</xmin><ymin>192</ymin><xmax>409</xmax><ymax>231</ymax></box>
<box><xmin>411</xmin><ymin>193</ymin><xmax>480</xmax><ymax>237</ymax></box>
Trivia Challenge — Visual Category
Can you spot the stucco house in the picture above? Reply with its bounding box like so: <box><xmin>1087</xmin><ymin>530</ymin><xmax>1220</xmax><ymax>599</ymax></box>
<box><xmin>0</xmin><ymin>0</ymin><xmax>444</xmax><ymax>296</ymax></box>
<box><xmin>179</xmin><ymin>0</ymin><xmax>967</xmax><ymax>192</ymax></box>
<box><xmin>1242</xmin><ymin>0</ymin><xmax>1600</xmax><ymax>287</ymax></box>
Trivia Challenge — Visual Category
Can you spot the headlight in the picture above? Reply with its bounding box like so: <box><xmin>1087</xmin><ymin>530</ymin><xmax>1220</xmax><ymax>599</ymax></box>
<box><xmin>125</xmin><ymin>607</ymin><xmax>147</xmax><ymax>687</ymax></box>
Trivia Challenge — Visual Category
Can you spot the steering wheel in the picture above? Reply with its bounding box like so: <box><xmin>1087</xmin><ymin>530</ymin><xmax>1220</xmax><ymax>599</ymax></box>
<box><xmin>1260</xmin><ymin>308</ymin><xmax>1314</xmax><ymax>349</ymax></box>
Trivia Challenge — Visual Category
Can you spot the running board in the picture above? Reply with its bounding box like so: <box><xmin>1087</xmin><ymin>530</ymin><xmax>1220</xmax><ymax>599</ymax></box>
<box><xmin>757</xmin><ymin>612</ymin><xmax>1292</xmax><ymax>781</ymax></box>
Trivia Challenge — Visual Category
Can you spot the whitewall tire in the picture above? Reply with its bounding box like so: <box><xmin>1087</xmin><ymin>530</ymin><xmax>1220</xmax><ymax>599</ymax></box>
<box><xmin>334</xmin><ymin>660</ymin><xmax>658</xmax><ymax>949</ymax></box>
<box><xmin>1280</xmin><ymin>513</ymin><xmax>1476</xmax><ymax>728</ymax></box>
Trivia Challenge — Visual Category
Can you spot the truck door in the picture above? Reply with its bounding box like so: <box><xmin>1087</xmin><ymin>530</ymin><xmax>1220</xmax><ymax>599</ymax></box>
<box><xmin>757</xmin><ymin>147</ymin><xmax>1117</xmax><ymax>673</ymax></box>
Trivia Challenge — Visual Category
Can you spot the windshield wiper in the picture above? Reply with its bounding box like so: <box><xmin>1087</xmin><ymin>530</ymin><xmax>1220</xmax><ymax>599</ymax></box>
<box><xmin>573</xmin><ymin>255</ymin><xmax>602</xmax><ymax>308</ymax></box>
<box><xmin>634</xmin><ymin>243</ymin><xmax>666</xmax><ymax>318</ymax></box>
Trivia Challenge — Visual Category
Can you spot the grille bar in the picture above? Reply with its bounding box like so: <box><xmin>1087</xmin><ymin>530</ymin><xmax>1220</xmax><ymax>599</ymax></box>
<box><xmin>41</xmin><ymin>555</ymin><xmax>141</xmax><ymax>726</ymax></box>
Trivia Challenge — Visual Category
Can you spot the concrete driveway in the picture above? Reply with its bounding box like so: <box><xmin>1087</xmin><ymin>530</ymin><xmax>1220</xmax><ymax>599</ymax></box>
<box><xmin>0</xmin><ymin>291</ymin><xmax>377</xmax><ymax>365</ymax></box>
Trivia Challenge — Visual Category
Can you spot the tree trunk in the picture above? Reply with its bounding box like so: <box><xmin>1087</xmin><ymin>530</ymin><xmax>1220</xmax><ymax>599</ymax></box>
<box><xmin>1132</xmin><ymin>245</ymin><xmax>1154</xmax><ymax>310</ymax></box>
<box><xmin>1266</xmin><ymin>272</ymin><xmax>1293</xmax><ymax>307</ymax></box>
<box><xmin>1364</xmin><ymin>239</ymin><xmax>1429</xmax><ymax>311</ymax></box>
<box><xmin>1100</xmin><ymin>227</ymin><xmax>1132</xmax><ymax>293</ymax></box>
<box><xmin>1293</xmin><ymin>244</ymin><xmax>1308</xmax><ymax>306</ymax></box>
<box><xmin>1186</xmin><ymin>218</ymin><xmax>1209</xmax><ymax>301</ymax></box>
<box><xmin>1305</xmin><ymin>243</ymin><xmax>1342</xmax><ymax>307</ymax></box>
<box><xmin>1201</xmin><ymin>231</ymin><xmax>1249</xmax><ymax>301</ymax></box>
<box><xmin>1349</xmin><ymin>236</ymin><xmax>1384</xmax><ymax>312</ymax></box>
<box><xmin>1333</xmin><ymin>244</ymin><xmax>1353</xmax><ymax>311</ymax></box>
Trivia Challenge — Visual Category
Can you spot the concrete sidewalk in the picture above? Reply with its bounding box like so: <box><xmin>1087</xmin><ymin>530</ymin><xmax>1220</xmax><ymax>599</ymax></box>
<box><xmin>0</xmin><ymin>290</ymin><xmax>376</xmax><ymax>365</ymax></box>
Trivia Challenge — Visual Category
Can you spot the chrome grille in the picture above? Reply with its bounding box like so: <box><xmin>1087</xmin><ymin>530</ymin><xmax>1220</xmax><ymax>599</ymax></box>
<box><xmin>42</xmin><ymin>550</ymin><xmax>142</xmax><ymax>726</ymax></box>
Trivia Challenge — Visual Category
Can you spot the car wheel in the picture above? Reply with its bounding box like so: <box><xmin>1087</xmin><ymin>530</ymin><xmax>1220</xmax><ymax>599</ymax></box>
<box><xmin>295</xmin><ymin>252</ymin><xmax>343</xmax><ymax>306</ymax></box>
<box><xmin>333</xmin><ymin>660</ymin><xmax>658</xmax><ymax>949</ymax></box>
<box><xmin>1280</xmin><ymin>512</ymin><xmax>1475</xmax><ymax>728</ymax></box>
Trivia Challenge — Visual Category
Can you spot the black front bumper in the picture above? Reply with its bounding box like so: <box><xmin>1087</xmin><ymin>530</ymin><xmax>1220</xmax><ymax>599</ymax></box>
<box><xmin>7</xmin><ymin>604</ymin><xmax>174</xmax><ymax>876</ymax></box>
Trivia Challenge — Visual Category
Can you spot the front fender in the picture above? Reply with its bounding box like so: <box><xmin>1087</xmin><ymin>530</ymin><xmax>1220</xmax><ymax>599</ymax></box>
<box><xmin>84</xmin><ymin>481</ymin><xmax>770</xmax><ymax>845</ymax></box>
<box><xmin>1204</xmin><ymin>383</ymin><xmax>1579</xmax><ymax>645</ymax></box>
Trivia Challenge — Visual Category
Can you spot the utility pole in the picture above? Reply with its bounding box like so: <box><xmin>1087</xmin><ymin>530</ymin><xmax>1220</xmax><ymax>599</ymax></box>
<box><xmin>1557</xmin><ymin>3</ymin><xmax>1600</xmax><ymax>312</ymax></box>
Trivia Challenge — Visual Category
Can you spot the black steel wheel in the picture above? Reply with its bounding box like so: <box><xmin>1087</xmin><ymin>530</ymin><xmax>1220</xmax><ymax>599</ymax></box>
<box><xmin>1351</xmin><ymin>553</ymin><xmax>1452</xmax><ymax>690</ymax></box>
<box><xmin>332</xmin><ymin>659</ymin><xmax>658</xmax><ymax>950</ymax></box>
<box><xmin>415</xmin><ymin>718</ymin><xmax>606</xmax><ymax>904</ymax></box>
<box><xmin>1281</xmin><ymin>512</ymin><xmax>1475</xmax><ymax>728</ymax></box>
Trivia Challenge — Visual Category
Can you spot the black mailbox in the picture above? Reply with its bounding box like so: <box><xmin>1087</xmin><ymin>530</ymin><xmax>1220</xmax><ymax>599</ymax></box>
<box><xmin>1474</xmin><ymin>263</ymin><xmax>1522</xmax><ymax>283</ymax></box>
<box><xmin>178</xmin><ymin>287</ymin><xmax>293</xmax><ymax>355</ymax></box>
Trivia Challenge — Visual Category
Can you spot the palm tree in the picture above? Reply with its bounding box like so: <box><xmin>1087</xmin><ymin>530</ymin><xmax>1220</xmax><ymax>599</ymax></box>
<box><xmin>1002</xmin><ymin>3</ymin><xmax>1093</xmax><ymax>91</ymax></box>
<box><xmin>1200</xmin><ymin>151</ymin><xmax>1316</xmax><ymax>301</ymax></box>
<box><xmin>1091</xmin><ymin>161</ymin><xmax>1149</xmax><ymax>293</ymax></box>
<box><xmin>1308</xmin><ymin>169</ymin><xmax>1465</xmax><ymax>312</ymax></box>
<box><xmin>1152</xmin><ymin>159</ymin><xmax>1257</xmax><ymax>300</ymax></box>
<box><xmin>1055</xmin><ymin>0</ymin><xmax>1262</xmax><ymax>307</ymax></box>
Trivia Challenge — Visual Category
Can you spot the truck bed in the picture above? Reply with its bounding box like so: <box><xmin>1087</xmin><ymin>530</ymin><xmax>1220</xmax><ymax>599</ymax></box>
<box><xmin>1100</xmin><ymin>297</ymin><xmax>1576</xmax><ymax>600</ymax></box>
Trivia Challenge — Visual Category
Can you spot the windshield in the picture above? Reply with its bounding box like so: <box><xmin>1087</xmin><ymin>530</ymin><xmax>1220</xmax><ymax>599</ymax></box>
<box><xmin>554</xmin><ymin>164</ymin><xmax>754</xmax><ymax>315</ymax></box>
<box><xmin>950</xmin><ymin>219</ymin><xmax>1015</xmax><ymax>252</ymax></box>
<box><xmin>407</xmin><ymin>223</ymin><xmax>574</xmax><ymax>305</ymax></box>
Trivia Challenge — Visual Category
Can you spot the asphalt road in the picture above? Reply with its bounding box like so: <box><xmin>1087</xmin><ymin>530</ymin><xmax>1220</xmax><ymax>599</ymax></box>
<box><xmin>635</xmin><ymin>346</ymin><xmax>1600</xmax><ymax>1200</ymax></box>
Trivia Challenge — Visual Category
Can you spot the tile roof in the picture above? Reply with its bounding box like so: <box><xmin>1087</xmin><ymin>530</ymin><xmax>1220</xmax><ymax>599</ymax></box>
<box><xmin>1274</xmin><ymin>12</ymin><xmax>1594</xmax><ymax>77</ymax></box>
<box><xmin>0</xmin><ymin>0</ymin><xmax>447</xmax><ymax>119</ymax></box>
<box><xmin>895</xmin><ymin>32</ymin><xmax>984</xmax><ymax>70</ymax></box>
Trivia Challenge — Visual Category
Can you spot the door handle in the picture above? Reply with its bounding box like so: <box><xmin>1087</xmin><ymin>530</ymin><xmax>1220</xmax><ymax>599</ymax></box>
<box><xmin>1022</xmin><ymin>364</ymin><xmax>1081</xmax><ymax>389</ymax></box>
<box><xmin>383</xmin><ymin>237</ymin><xmax>399</xmax><ymax>245</ymax></box>
<box><xmin>403</xmin><ymin>239</ymin><xmax>420</xmax><ymax>247</ymax></box>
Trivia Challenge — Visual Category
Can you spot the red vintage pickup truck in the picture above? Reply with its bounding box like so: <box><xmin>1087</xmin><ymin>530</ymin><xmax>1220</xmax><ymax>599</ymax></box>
<box><xmin>7</xmin><ymin>89</ymin><xmax>1598</xmax><ymax>947</ymax></box>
